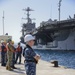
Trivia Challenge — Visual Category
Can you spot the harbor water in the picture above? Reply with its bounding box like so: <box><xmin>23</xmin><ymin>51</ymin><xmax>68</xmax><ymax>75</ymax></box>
<box><xmin>35</xmin><ymin>50</ymin><xmax>75</xmax><ymax>69</ymax></box>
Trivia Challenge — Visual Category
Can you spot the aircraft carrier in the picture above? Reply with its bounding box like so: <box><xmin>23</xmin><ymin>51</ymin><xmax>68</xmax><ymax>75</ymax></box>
<box><xmin>20</xmin><ymin>7</ymin><xmax>75</xmax><ymax>50</ymax></box>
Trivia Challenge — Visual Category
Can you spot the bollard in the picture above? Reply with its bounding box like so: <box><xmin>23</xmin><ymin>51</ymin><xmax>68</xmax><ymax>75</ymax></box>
<box><xmin>51</xmin><ymin>60</ymin><xmax>58</xmax><ymax>67</ymax></box>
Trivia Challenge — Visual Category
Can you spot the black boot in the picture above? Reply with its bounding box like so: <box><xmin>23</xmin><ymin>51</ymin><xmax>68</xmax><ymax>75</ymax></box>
<box><xmin>1</xmin><ymin>63</ymin><xmax>6</xmax><ymax>66</ymax></box>
<box><xmin>11</xmin><ymin>66</ymin><xmax>17</xmax><ymax>69</ymax></box>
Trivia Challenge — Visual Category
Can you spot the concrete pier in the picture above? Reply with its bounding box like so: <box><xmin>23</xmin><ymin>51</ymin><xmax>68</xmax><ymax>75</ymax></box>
<box><xmin>0</xmin><ymin>57</ymin><xmax>75</xmax><ymax>75</ymax></box>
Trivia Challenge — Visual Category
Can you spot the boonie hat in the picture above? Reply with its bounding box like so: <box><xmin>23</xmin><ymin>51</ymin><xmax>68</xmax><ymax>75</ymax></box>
<box><xmin>18</xmin><ymin>42</ymin><xmax>20</xmax><ymax>45</ymax></box>
<box><xmin>7</xmin><ymin>38</ymin><xmax>12</xmax><ymax>42</ymax></box>
<box><xmin>24</xmin><ymin>34</ymin><xmax>35</xmax><ymax>42</ymax></box>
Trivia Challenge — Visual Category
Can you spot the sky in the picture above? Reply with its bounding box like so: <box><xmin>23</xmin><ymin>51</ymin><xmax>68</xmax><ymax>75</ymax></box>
<box><xmin>0</xmin><ymin>0</ymin><xmax>75</xmax><ymax>43</ymax></box>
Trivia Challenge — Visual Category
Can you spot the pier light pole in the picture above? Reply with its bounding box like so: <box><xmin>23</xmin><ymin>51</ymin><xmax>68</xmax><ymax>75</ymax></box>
<box><xmin>58</xmin><ymin>0</ymin><xmax>62</xmax><ymax>21</ymax></box>
<box><xmin>2</xmin><ymin>11</ymin><xmax>5</xmax><ymax>35</ymax></box>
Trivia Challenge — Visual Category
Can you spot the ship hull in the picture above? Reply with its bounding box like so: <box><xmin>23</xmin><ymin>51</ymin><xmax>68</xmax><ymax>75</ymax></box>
<box><xmin>33</xmin><ymin>29</ymin><xmax>75</xmax><ymax>50</ymax></box>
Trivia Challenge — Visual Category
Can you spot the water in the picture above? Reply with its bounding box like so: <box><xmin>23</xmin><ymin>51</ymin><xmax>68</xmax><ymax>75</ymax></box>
<box><xmin>35</xmin><ymin>50</ymin><xmax>75</xmax><ymax>69</ymax></box>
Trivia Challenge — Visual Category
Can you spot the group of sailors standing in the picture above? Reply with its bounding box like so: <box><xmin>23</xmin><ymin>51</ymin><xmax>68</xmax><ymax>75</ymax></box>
<box><xmin>0</xmin><ymin>34</ymin><xmax>41</xmax><ymax>75</ymax></box>
<box><xmin>0</xmin><ymin>39</ymin><xmax>22</xmax><ymax>71</ymax></box>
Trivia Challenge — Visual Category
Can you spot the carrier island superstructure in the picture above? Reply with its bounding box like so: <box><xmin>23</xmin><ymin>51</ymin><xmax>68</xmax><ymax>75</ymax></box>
<box><xmin>20</xmin><ymin>7</ymin><xmax>36</xmax><ymax>43</ymax></box>
<box><xmin>21</xmin><ymin>7</ymin><xmax>75</xmax><ymax>50</ymax></box>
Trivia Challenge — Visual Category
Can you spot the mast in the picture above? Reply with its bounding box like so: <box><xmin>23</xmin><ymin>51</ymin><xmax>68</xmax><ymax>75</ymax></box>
<box><xmin>58</xmin><ymin>0</ymin><xmax>62</xmax><ymax>21</ymax></box>
<box><xmin>23</xmin><ymin>7</ymin><xmax>34</xmax><ymax>23</ymax></box>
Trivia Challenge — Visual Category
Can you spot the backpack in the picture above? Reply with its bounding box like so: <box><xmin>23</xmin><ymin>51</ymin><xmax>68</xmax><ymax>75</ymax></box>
<box><xmin>23</xmin><ymin>47</ymin><xmax>26</xmax><ymax>57</ymax></box>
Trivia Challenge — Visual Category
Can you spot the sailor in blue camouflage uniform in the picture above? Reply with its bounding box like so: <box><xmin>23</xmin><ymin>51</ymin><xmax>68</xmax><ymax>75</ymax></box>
<box><xmin>24</xmin><ymin>34</ymin><xmax>40</xmax><ymax>75</ymax></box>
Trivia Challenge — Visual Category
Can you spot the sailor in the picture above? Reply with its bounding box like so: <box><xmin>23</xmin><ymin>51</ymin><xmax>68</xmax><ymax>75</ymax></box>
<box><xmin>11</xmin><ymin>41</ymin><xmax>17</xmax><ymax>69</ymax></box>
<box><xmin>24</xmin><ymin>34</ymin><xmax>40</xmax><ymax>75</ymax></box>
<box><xmin>0</xmin><ymin>40</ymin><xmax>7</xmax><ymax>66</ymax></box>
<box><xmin>6</xmin><ymin>38</ymin><xmax>14</xmax><ymax>71</ymax></box>
<box><xmin>15</xmin><ymin>42</ymin><xmax>22</xmax><ymax>64</ymax></box>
